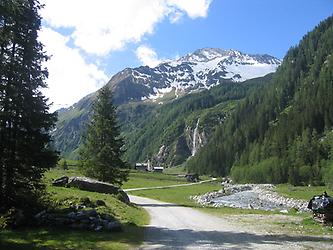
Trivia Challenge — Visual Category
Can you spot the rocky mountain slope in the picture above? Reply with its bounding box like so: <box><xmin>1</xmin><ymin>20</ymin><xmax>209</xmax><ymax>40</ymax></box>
<box><xmin>122</xmin><ymin>75</ymin><xmax>272</xmax><ymax>167</ymax></box>
<box><xmin>108</xmin><ymin>48</ymin><xmax>281</xmax><ymax>104</ymax></box>
<box><xmin>52</xmin><ymin>48</ymin><xmax>281</xmax><ymax>164</ymax></box>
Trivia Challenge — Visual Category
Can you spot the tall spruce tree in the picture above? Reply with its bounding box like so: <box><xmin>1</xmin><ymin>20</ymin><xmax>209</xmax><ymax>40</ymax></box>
<box><xmin>80</xmin><ymin>86</ymin><xmax>129</xmax><ymax>186</ymax></box>
<box><xmin>0</xmin><ymin>0</ymin><xmax>58</xmax><ymax>209</ymax></box>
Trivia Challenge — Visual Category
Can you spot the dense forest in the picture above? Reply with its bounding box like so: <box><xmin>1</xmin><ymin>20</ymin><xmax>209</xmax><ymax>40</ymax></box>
<box><xmin>187</xmin><ymin>16</ymin><xmax>333</xmax><ymax>187</ymax></box>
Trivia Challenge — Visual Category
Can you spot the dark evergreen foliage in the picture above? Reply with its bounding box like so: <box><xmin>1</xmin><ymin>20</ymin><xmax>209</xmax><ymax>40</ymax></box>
<box><xmin>79</xmin><ymin>86</ymin><xmax>129</xmax><ymax>186</ymax></box>
<box><xmin>0</xmin><ymin>0</ymin><xmax>58</xmax><ymax>210</ymax></box>
<box><xmin>187</xmin><ymin>15</ymin><xmax>333</xmax><ymax>185</ymax></box>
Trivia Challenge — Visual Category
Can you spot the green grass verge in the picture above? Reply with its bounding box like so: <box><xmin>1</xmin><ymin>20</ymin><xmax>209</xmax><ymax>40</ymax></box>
<box><xmin>46</xmin><ymin>186</ymin><xmax>148</xmax><ymax>227</ymax></box>
<box><xmin>268</xmin><ymin>216</ymin><xmax>333</xmax><ymax>236</ymax></box>
<box><xmin>0</xmin><ymin>167</ymin><xmax>149</xmax><ymax>250</ymax></box>
<box><xmin>276</xmin><ymin>184</ymin><xmax>332</xmax><ymax>200</ymax></box>
<box><xmin>0</xmin><ymin>225</ymin><xmax>145</xmax><ymax>250</ymax></box>
<box><xmin>298</xmin><ymin>217</ymin><xmax>333</xmax><ymax>235</ymax></box>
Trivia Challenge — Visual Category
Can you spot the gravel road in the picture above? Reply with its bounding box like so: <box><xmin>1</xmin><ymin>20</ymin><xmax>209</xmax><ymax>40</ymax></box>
<box><xmin>129</xmin><ymin>195</ymin><xmax>333</xmax><ymax>250</ymax></box>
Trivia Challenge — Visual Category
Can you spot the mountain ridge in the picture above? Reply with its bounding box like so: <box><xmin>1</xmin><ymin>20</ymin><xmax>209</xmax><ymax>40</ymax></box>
<box><xmin>105</xmin><ymin>48</ymin><xmax>281</xmax><ymax>105</ymax></box>
<box><xmin>52</xmin><ymin>47</ymin><xmax>281</xmax><ymax>161</ymax></box>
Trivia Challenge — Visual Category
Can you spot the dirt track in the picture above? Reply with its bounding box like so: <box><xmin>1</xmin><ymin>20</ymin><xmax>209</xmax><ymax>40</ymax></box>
<box><xmin>130</xmin><ymin>195</ymin><xmax>333</xmax><ymax>250</ymax></box>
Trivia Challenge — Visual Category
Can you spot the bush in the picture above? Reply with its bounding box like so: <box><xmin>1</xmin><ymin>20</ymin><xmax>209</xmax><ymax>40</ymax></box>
<box><xmin>58</xmin><ymin>159</ymin><xmax>68</xmax><ymax>170</ymax></box>
<box><xmin>299</xmin><ymin>165</ymin><xmax>312</xmax><ymax>184</ymax></box>
<box><xmin>0</xmin><ymin>208</ymin><xmax>25</xmax><ymax>229</ymax></box>
<box><xmin>231</xmin><ymin>157</ymin><xmax>284</xmax><ymax>183</ymax></box>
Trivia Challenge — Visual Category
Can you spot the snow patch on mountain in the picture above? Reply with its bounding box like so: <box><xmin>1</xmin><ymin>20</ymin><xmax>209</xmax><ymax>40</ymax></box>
<box><xmin>106</xmin><ymin>48</ymin><xmax>281</xmax><ymax>104</ymax></box>
<box><xmin>133</xmin><ymin>48</ymin><xmax>281</xmax><ymax>101</ymax></box>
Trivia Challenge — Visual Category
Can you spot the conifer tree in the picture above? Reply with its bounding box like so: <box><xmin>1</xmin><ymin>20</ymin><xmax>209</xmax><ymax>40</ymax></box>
<box><xmin>80</xmin><ymin>86</ymin><xmax>129</xmax><ymax>186</ymax></box>
<box><xmin>0</xmin><ymin>0</ymin><xmax>58</xmax><ymax>209</ymax></box>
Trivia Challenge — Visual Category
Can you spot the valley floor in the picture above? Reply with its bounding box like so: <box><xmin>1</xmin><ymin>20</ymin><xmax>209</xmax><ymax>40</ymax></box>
<box><xmin>130</xmin><ymin>195</ymin><xmax>333</xmax><ymax>250</ymax></box>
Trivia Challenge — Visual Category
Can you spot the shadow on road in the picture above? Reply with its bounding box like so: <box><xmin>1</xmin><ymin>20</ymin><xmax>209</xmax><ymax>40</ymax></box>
<box><xmin>139</xmin><ymin>226</ymin><xmax>333</xmax><ymax>249</ymax></box>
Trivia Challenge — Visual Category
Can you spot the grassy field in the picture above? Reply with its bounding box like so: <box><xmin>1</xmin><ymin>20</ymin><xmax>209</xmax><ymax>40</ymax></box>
<box><xmin>163</xmin><ymin>165</ymin><xmax>187</xmax><ymax>175</ymax></box>
<box><xmin>44</xmin><ymin>166</ymin><xmax>81</xmax><ymax>180</ymax></box>
<box><xmin>0</xmin><ymin>167</ymin><xmax>150</xmax><ymax>250</ymax></box>
<box><xmin>45</xmin><ymin>167</ymin><xmax>189</xmax><ymax>189</ymax></box>
<box><xmin>122</xmin><ymin>171</ymin><xmax>188</xmax><ymax>189</ymax></box>
<box><xmin>128</xmin><ymin>180</ymin><xmax>278</xmax><ymax>216</ymax></box>
<box><xmin>276</xmin><ymin>184</ymin><xmax>331</xmax><ymax>200</ymax></box>
<box><xmin>128</xmin><ymin>181</ymin><xmax>221</xmax><ymax>207</ymax></box>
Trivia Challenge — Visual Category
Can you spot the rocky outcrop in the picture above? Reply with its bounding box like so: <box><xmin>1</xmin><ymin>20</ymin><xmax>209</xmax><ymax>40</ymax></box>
<box><xmin>151</xmin><ymin>145</ymin><xmax>170</xmax><ymax>168</ymax></box>
<box><xmin>52</xmin><ymin>176</ymin><xmax>69</xmax><ymax>186</ymax></box>
<box><xmin>69</xmin><ymin>177</ymin><xmax>130</xmax><ymax>204</ymax></box>
<box><xmin>155</xmin><ymin>145</ymin><xmax>168</xmax><ymax>163</ymax></box>
<box><xmin>68</xmin><ymin>177</ymin><xmax>119</xmax><ymax>194</ymax></box>
<box><xmin>52</xmin><ymin>176</ymin><xmax>130</xmax><ymax>204</ymax></box>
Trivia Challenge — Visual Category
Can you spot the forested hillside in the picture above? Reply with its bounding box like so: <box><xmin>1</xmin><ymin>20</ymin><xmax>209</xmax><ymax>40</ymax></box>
<box><xmin>187</xmin><ymin>16</ymin><xmax>333</xmax><ymax>186</ymax></box>
<box><xmin>53</xmin><ymin>75</ymin><xmax>271</xmax><ymax>165</ymax></box>
<box><xmin>122</xmin><ymin>76</ymin><xmax>271</xmax><ymax>167</ymax></box>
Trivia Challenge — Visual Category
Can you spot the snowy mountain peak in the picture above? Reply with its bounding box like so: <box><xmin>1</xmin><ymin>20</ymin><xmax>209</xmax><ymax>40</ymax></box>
<box><xmin>180</xmin><ymin>48</ymin><xmax>281</xmax><ymax>65</ymax></box>
<box><xmin>107</xmin><ymin>48</ymin><xmax>282</xmax><ymax>104</ymax></box>
<box><xmin>181</xmin><ymin>48</ymin><xmax>228</xmax><ymax>62</ymax></box>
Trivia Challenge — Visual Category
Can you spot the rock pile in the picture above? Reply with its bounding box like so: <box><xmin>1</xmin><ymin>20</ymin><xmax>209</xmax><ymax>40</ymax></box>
<box><xmin>192</xmin><ymin>184</ymin><xmax>309</xmax><ymax>212</ymax></box>
<box><xmin>35</xmin><ymin>209</ymin><xmax>121</xmax><ymax>231</ymax></box>
<box><xmin>192</xmin><ymin>190</ymin><xmax>226</xmax><ymax>205</ymax></box>
<box><xmin>224</xmin><ymin>184</ymin><xmax>275</xmax><ymax>194</ymax></box>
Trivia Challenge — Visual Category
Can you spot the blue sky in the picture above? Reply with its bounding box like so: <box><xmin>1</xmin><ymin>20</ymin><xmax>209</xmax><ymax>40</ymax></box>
<box><xmin>112</xmin><ymin>0</ymin><xmax>333</xmax><ymax>73</ymax></box>
<box><xmin>39</xmin><ymin>0</ymin><xmax>333</xmax><ymax>110</ymax></box>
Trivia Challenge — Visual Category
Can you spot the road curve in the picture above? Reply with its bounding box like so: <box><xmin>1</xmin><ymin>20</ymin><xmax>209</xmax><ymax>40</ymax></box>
<box><xmin>129</xmin><ymin>195</ymin><xmax>332</xmax><ymax>250</ymax></box>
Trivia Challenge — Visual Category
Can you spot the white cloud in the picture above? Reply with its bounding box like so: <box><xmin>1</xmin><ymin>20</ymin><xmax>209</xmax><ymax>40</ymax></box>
<box><xmin>38</xmin><ymin>0</ymin><xmax>212</xmax><ymax>109</ymax></box>
<box><xmin>40</xmin><ymin>0</ymin><xmax>213</xmax><ymax>56</ymax></box>
<box><xmin>39</xmin><ymin>28</ymin><xmax>108</xmax><ymax>111</ymax></box>
<box><xmin>136</xmin><ymin>45</ymin><xmax>163</xmax><ymax>67</ymax></box>
<box><xmin>167</xmin><ymin>0</ymin><xmax>212</xmax><ymax>18</ymax></box>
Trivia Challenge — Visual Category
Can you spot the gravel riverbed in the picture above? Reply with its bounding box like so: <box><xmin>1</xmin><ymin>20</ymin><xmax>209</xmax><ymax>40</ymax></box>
<box><xmin>192</xmin><ymin>184</ymin><xmax>309</xmax><ymax>212</ymax></box>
